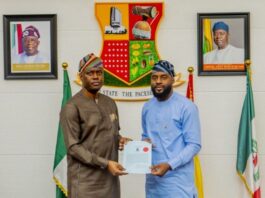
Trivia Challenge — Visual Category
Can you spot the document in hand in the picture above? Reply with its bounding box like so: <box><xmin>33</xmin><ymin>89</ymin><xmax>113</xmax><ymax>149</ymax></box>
<box><xmin>122</xmin><ymin>141</ymin><xmax>152</xmax><ymax>174</ymax></box>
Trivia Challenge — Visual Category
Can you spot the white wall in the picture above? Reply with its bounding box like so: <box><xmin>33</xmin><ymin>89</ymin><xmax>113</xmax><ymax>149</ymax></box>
<box><xmin>0</xmin><ymin>0</ymin><xmax>264</xmax><ymax>197</ymax></box>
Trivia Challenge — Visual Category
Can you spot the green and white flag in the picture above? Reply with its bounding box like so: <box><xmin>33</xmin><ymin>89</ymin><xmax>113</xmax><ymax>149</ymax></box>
<box><xmin>236</xmin><ymin>66</ymin><xmax>261</xmax><ymax>198</ymax></box>
<box><xmin>53</xmin><ymin>68</ymin><xmax>72</xmax><ymax>197</ymax></box>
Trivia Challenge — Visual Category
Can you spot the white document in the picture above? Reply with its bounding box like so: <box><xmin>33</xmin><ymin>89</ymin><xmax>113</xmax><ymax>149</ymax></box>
<box><xmin>122</xmin><ymin>141</ymin><xmax>151</xmax><ymax>174</ymax></box>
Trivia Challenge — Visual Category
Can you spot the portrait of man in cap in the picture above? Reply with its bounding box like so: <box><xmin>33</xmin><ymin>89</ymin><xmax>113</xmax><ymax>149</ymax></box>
<box><xmin>12</xmin><ymin>25</ymin><xmax>49</xmax><ymax>64</ymax></box>
<box><xmin>203</xmin><ymin>20</ymin><xmax>244</xmax><ymax>64</ymax></box>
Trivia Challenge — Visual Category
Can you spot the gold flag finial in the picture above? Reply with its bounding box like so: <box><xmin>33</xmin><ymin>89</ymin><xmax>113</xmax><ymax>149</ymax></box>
<box><xmin>187</xmin><ymin>66</ymin><xmax>194</xmax><ymax>74</ymax></box>
<box><xmin>245</xmin><ymin>59</ymin><xmax>252</xmax><ymax>82</ymax></box>
<box><xmin>62</xmin><ymin>62</ymin><xmax>68</xmax><ymax>70</ymax></box>
<box><xmin>245</xmin><ymin>59</ymin><xmax>251</xmax><ymax>69</ymax></box>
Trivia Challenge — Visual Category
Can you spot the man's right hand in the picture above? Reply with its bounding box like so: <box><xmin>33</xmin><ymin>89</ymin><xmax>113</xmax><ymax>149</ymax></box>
<box><xmin>107</xmin><ymin>160</ymin><xmax>128</xmax><ymax>176</ymax></box>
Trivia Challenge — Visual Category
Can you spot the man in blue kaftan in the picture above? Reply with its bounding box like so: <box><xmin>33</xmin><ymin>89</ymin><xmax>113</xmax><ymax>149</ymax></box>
<box><xmin>141</xmin><ymin>60</ymin><xmax>201</xmax><ymax>198</ymax></box>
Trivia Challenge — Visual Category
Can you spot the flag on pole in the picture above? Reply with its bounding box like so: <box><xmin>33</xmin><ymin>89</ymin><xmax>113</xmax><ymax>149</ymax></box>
<box><xmin>186</xmin><ymin>67</ymin><xmax>204</xmax><ymax>198</ymax></box>
<box><xmin>236</xmin><ymin>61</ymin><xmax>261</xmax><ymax>198</ymax></box>
<box><xmin>203</xmin><ymin>19</ymin><xmax>213</xmax><ymax>54</ymax></box>
<box><xmin>11</xmin><ymin>24</ymin><xmax>23</xmax><ymax>55</ymax></box>
<box><xmin>53</xmin><ymin>64</ymin><xmax>72</xmax><ymax>198</ymax></box>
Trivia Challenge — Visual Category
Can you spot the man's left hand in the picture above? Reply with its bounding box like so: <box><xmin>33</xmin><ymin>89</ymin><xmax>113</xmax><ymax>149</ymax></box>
<box><xmin>119</xmin><ymin>136</ymin><xmax>132</xmax><ymax>151</ymax></box>
<box><xmin>151</xmin><ymin>163</ymin><xmax>171</xmax><ymax>176</ymax></box>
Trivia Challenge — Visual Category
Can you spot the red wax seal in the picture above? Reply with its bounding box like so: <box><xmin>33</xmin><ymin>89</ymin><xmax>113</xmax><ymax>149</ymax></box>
<box><xmin>143</xmin><ymin>147</ymin><xmax>149</xmax><ymax>152</ymax></box>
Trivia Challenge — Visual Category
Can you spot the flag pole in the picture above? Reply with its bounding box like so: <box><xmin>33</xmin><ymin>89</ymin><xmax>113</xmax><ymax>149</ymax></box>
<box><xmin>186</xmin><ymin>66</ymin><xmax>204</xmax><ymax>198</ymax></box>
<box><xmin>245</xmin><ymin>59</ymin><xmax>252</xmax><ymax>83</ymax></box>
<box><xmin>53</xmin><ymin>62</ymin><xmax>71</xmax><ymax>198</ymax></box>
<box><xmin>187</xmin><ymin>66</ymin><xmax>194</xmax><ymax>102</ymax></box>
<box><xmin>237</xmin><ymin>59</ymin><xmax>261</xmax><ymax>198</ymax></box>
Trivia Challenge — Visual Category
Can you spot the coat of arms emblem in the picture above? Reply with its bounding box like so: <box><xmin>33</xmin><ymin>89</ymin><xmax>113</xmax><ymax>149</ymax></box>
<box><xmin>95</xmin><ymin>2</ymin><xmax>163</xmax><ymax>100</ymax></box>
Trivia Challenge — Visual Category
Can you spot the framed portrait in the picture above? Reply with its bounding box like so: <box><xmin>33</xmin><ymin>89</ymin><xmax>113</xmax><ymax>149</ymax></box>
<box><xmin>197</xmin><ymin>12</ymin><xmax>250</xmax><ymax>76</ymax></box>
<box><xmin>3</xmin><ymin>14</ymin><xmax>57</xmax><ymax>79</ymax></box>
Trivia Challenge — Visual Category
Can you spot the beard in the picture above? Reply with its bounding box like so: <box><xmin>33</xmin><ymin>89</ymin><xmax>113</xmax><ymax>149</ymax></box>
<box><xmin>215</xmin><ymin>39</ymin><xmax>227</xmax><ymax>49</ymax></box>
<box><xmin>151</xmin><ymin>84</ymin><xmax>172</xmax><ymax>100</ymax></box>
